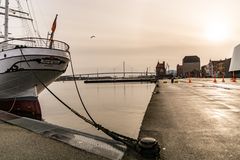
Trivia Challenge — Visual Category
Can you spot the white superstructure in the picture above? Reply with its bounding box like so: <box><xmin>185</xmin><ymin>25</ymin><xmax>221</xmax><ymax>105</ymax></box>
<box><xmin>229</xmin><ymin>44</ymin><xmax>240</xmax><ymax>72</ymax></box>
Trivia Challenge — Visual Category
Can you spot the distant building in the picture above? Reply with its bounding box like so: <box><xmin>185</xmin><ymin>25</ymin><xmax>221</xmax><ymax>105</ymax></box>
<box><xmin>224</xmin><ymin>58</ymin><xmax>232</xmax><ymax>77</ymax></box>
<box><xmin>201</xmin><ymin>65</ymin><xmax>208</xmax><ymax>77</ymax></box>
<box><xmin>206</xmin><ymin>58</ymin><xmax>231</xmax><ymax>77</ymax></box>
<box><xmin>156</xmin><ymin>61</ymin><xmax>166</xmax><ymax>79</ymax></box>
<box><xmin>182</xmin><ymin>55</ymin><xmax>200</xmax><ymax>77</ymax></box>
<box><xmin>209</xmin><ymin>60</ymin><xmax>218</xmax><ymax>77</ymax></box>
<box><xmin>176</xmin><ymin>64</ymin><xmax>183</xmax><ymax>77</ymax></box>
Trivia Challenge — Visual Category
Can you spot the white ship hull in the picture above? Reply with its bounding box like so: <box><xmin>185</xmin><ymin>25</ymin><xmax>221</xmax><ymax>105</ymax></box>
<box><xmin>0</xmin><ymin>47</ymin><xmax>70</xmax><ymax>99</ymax></box>
<box><xmin>0</xmin><ymin>70</ymin><xmax>64</xmax><ymax>98</ymax></box>
<box><xmin>0</xmin><ymin>39</ymin><xmax>70</xmax><ymax>120</ymax></box>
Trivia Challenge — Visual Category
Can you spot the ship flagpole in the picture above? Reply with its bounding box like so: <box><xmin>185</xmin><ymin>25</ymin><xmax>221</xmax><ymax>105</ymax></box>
<box><xmin>4</xmin><ymin>0</ymin><xmax>9</xmax><ymax>41</ymax></box>
<box><xmin>49</xmin><ymin>14</ymin><xmax>58</xmax><ymax>48</ymax></box>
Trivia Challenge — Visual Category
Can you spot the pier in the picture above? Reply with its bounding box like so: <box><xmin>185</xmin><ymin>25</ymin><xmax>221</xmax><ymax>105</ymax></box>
<box><xmin>57</xmin><ymin>71</ymin><xmax>156</xmax><ymax>81</ymax></box>
<box><xmin>124</xmin><ymin>79</ymin><xmax>240</xmax><ymax>159</ymax></box>
<box><xmin>84</xmin><ymin>77</ymin><xmax>156</xmax><ymax>83</ymax></box>
<box><xmin>0</xmin><ymin>110</ymin><xmax>125</xmax><ymax>160</ymax></box>
<box><xmin>56</xmin><ymin>71</ymin><xmax>158</xmax><ymax>83</ymax></box>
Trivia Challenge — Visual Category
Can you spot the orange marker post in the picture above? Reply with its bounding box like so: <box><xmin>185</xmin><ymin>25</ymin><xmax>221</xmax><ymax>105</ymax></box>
<box><xmin>222</xmin><ymin>74</ymin><xmax>225</xmax><ymax>83</ymax></box>
<box><xmin>188</xmin><ymin>73</ymin><xmax>192</xmax><ymax>83</ymax></box>
<box><xmin>213</xmin><ymin>72</ymin><xmax>217</xmax><ymax>83</ymax></box>
<box><xmin>232</xmin><ymin>71</ymin><xmax>236</xmax><ymax>82</ymax></box>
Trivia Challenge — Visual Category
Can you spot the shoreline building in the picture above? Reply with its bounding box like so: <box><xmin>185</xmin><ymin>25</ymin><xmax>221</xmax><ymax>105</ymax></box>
<box><xmin>176</xmin><ymin>64</ymin><xmax>183</xmax><ymax>77</ymax></box>
<box><xmin>182</xmin><ymin>56</ymin><xmax>200</xmax><ymax>77</ymax></box>
<box><xmin>156</xmin><ymin>61</ymin><xmax>166</xmax><ymax>79</ymax></box>
<box><xmin>202</xmin><ymin>59</ymin><xmax>231</xmax><ymax>78</ymax></box>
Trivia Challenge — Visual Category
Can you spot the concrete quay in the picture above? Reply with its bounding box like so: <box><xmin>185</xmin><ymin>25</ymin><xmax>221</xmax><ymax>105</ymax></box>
<box><xmin>0</xmin><ymin>122</ymin><xmax>107</xmax><ymax>160</ymax></box>
<box><xmin>0</xmin><ymin>111</ymin><xmax>125</xmax><ymax>160</ymax></box>
<box><xmin>124</xmin><ymin>79</ymin><xmax>240</xmax><ymax>160</ymax></box>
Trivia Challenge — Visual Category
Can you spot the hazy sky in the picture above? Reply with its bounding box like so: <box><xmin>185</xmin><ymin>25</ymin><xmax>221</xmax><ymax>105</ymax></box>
<box><xmin>29</xmin><ymin>0</ymin><xmax>240</xmax><ymax>73</ymax></box>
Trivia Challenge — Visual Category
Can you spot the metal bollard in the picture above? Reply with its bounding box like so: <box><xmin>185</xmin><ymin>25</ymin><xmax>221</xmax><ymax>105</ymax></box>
<box><xmin>136</xmin><ymin>137</ymin><xmax>160</xmax><ymax>158</ymax></box>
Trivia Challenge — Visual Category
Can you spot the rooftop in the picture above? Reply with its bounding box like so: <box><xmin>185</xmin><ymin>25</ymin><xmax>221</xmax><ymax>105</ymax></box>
<box><xmin>183</xmin><ymin>56</ymin><xmax>200</xmax><ymax>63</ymax></box>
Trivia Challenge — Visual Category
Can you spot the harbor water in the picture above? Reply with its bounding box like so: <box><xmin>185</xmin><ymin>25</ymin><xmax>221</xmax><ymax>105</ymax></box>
<box><xmin>39</xmin><ymin>81</ymin><xmax>155</xmax><ymax>139</ymax></box>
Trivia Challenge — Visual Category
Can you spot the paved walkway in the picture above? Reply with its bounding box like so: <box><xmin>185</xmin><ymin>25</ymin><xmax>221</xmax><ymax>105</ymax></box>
<box><xmin>0</xmin><ymin>121</ymin><xmax>108</xmax><ymax>160</ymax></box>
<box><xmin>124</xmin><ymin>79</ymin><xmax>240</xmax><ymax>159</ymax></box>
<box><xmin>0</xmin><ymin>111</ymin><xmax>125</xmax><ymax>160</ymax></box>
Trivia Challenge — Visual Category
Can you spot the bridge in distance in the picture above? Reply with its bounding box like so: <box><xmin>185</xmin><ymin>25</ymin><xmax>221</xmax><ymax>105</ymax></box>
<box><xmin>74</xmin><ymin>71</ymin><xmax>156</xmax><ymax>77</ymax></box>
<box><xmin>58</xmin><ymin>71</ymin><xmax>156</xmax><ymax>81</ymax></box>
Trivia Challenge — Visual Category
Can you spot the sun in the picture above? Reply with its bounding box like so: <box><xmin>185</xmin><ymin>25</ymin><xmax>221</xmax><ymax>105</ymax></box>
<box><xmin>204</xmin><ymin>22</ymin><xmax>230</xmax><ymax>42</ymax></box>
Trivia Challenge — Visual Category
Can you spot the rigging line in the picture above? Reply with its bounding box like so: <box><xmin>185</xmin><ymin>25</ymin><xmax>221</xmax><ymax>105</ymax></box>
<box><xmin>26</xmin><ymin>0</ymin><xmax>40</xmax><ymax>38</ymax></box>
<box><xmin>0</xmin><ymin>0</ymin><xmax>3</xmax><ymax>36</ymax></box>
<box><xmin>19</xmin><ymin>47</ymin><xmax>139</xmax><ymax>149</ymax></box>
<box><xmin>29</xmin><ymin>0</ymin><xmax>48</xmax><ymax>38</ymax></box>
<box><xmin>16</xmin><ymin>0</ymin><xmax>32</xmax><ymax>37</ymax></box>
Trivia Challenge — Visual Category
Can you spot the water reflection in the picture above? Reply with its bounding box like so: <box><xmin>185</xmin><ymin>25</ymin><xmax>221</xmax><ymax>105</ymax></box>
<box><xmin>39</xmin><ymin>81</ymin><xmax>154</xmax><ymax>139</ymax></box>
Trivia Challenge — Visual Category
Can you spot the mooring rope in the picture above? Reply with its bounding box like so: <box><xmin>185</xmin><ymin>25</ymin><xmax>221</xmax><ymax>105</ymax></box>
<box><xmin>8</xmin><ymin>97</ymin><xmax>17</xmax><ymax>112</ymax></box>
<box><xmin>68</xmin><ymin>53</ymin><xmax>97</xmax><ymax>125</ymax></box>
<box><xmin>19</xmin><ymin>47</ymin><xmax>138</xmax><ymax>150</ymax></box>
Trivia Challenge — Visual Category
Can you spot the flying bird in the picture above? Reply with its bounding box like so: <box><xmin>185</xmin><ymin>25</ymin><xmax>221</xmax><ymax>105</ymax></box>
<box><xmin>90</xmin><ymin>35</ymin><xmax>96</xmax><ymax>39</ymax></box>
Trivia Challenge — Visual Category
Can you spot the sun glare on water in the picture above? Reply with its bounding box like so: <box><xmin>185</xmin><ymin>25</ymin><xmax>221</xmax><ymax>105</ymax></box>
<box><xmin>204</xmin><ymin>22</ymin><xmax>230</xmax><ymax>42</ymax></box>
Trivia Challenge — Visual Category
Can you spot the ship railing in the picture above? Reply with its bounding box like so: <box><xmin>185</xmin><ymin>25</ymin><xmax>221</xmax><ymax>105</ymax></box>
<box><xmin>0</xmin><ymin>37</ymin><xmax>70</xmax><ymax>52</ymax></box>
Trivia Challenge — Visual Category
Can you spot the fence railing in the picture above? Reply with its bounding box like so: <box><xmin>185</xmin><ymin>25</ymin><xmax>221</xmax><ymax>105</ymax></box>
<box><xmin>0</xmin><ymin>37</ymin><xmax>69</xmax><ymax>52</ymax></box>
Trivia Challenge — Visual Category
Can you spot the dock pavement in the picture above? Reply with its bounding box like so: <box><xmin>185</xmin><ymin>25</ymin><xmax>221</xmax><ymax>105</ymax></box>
<box><xmin>0</xmin><ymin>121</ymin><xmax>108</xmax><ymax>160</ymax></box>
<box><xmin>123</xmin><ymin>79</ymin><xmax>240</xmax><ymax>160</ymax></box>
<box><xmin>0</xmin><ymin>111</ymin><xmax>125</xmax><ymax>160</ymax></box>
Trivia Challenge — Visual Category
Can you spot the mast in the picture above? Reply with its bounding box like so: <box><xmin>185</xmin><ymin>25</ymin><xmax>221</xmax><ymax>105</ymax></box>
<box><xmin>4</xmin><ymin>0</ymin><xmax>9</xmax><ymax>41</ymax></box>
<box><xmin>0</xmin><ymin>0</ymin><xmax>33</xmax><ymax>40</ymax></box>
<box><xmin>123</xmin><ymin>61</ymin><xmax>125</xmax><ymax>78</ymax></box>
